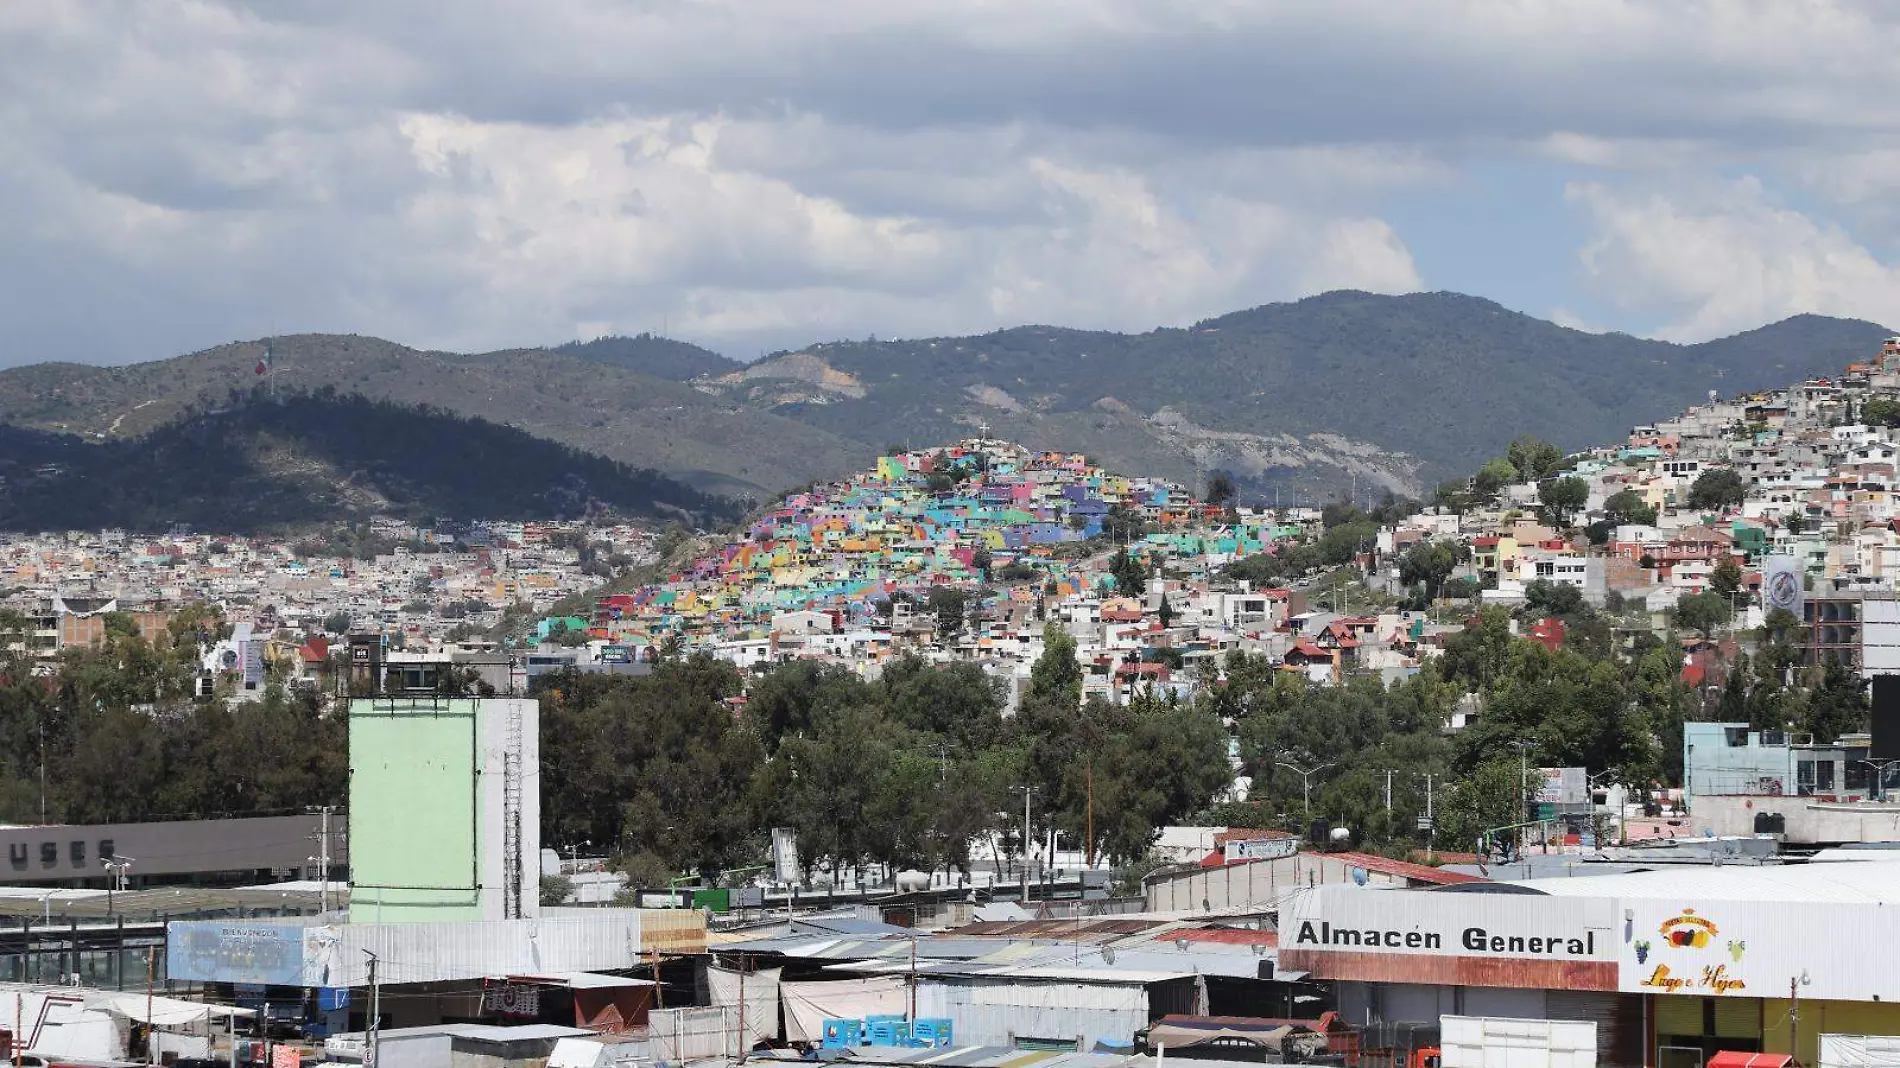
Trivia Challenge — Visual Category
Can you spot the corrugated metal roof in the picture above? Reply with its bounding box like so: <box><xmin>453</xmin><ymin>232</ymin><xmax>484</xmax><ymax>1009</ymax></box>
<box><xmin>505</xmin><ymin>971</ymin><xmax>656</xmax><ymax>989</ymax></box>
<box><xmin>1171</xmin><ymin>928</ymin><xmax>1276</xmax><ymax>946</ymax></box>
<box><xmin>955</xmin><ymin>919</ymin><xmax>1163</xmax><ymax>940</ymax></box>
<box><xmin>1511</xmin><ymin>858</ymin><xmax>1900</xmax><ymax>903</ymax></box>
<box><xmin>1323</xmin><ymin>852</ymin><xmax>1485</xmax><ymax>885</ymax></box>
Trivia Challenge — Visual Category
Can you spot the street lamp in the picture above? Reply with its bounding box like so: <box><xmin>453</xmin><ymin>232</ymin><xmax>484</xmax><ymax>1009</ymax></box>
<box><xmin>1275</xmin><ymin>762</ymin><xmax>1334</xmax><ymax>821</ymax></box>
<box><xmin>1858</xmin><ymin>759</ymin><xmax>1900</xmax><ymax>802</ymax></box>
<box><xmin>102</xmin><ymin>856</ymin><xmax>133</xmax><ymax>915</ymax></box>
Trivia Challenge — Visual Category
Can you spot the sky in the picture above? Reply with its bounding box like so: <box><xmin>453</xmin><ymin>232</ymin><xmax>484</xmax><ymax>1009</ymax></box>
<box><xmin>5</xmin><ymin>0</ymin><xmax>1900</xmax><ymax>368</ymax></box>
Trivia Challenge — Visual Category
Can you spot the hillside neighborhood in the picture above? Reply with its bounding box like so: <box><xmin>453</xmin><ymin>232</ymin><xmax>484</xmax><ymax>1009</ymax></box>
<box><xmin>11</xmin><ymin>335</ymin><xmax>1900</xmax><ymax>706</ymax></box>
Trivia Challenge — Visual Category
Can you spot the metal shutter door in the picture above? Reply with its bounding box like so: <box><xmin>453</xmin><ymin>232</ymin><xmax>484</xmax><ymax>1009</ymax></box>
<box><xmin>1655</xmin><ymin>995</ymin><xmax>1704</xmax><ymax>1038</ymax></box>
<box><xmin>1712</xmin><ymin>997</ymin><xmax>1761</xmax><ymax>1040</ymax></box>
<box><xmin>1549</xmin><ymin>990</ymin><xmax>1646</xmax><ymax>1068</ymax></box>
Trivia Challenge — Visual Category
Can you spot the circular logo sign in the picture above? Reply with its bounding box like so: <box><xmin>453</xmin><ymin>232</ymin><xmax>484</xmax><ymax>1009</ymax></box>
<box><xmin>1766</xmin><ymin>569</ymin><xmax>1800</xmax><ymax>612</ymax></box>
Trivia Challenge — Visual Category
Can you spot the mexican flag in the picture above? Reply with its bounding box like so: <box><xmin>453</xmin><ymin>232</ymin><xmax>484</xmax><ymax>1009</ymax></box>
<box><xmin>255</xmin><ymin>343</ymin><xmax>272</xmax><ymax>376</ymax></box>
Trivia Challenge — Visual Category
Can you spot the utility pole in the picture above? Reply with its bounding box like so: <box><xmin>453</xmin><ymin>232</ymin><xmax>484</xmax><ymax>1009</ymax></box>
<box><xmin>1419</xmin><ymin>772</ymin><xmax>1438</xmax><ymax>861</ymax></box>
<box><xmin>365</xmin><ymin>952</ymin><xmax>381</xmax><ymax>1068</ymax></box>
<box><xmin>736</xmin><ymin>954</ymin><xmax>747</xmax><ymax>1064</ymax></box>
<box><xmin>907</xmin><ymin>936</ymin><xmax>918</xmax><ymax>1024</ymax></box>
<box><xmin>1018</xmin><ymin>785</ymin><xmax>1033</xmax><ymax>904</ymax></box>
<box><xmin>1275</xmin><ymin>762</ymin><xmax>1334</xmax><ymax>822</ymax></box>
<box><xmin>308</xmin><ymin>805</ymin><xmax>336</xmax><ymax>914</ymax></box>
<box><xmin>1508</xmin><ymin>740</ymin><xmax>1534</xmax><ymax>856</ymax></box>
<box><xmin>1383</xmin><ymin>770</ymin><xmax>1395</xmax><ymax>816</ymax></box>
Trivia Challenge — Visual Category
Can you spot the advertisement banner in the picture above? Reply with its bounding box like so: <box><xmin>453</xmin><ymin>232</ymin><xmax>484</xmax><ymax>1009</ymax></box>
<box><xmin>168</xmin><ymin>923</ymin><xmax>308</xmax><ymax>986</ymax></box>
<box><xmin>1226</xmin><ymin>836</ymin><xmax>1299</xmax><ymax>861</ymax></box>
<box><xmin>1764</xmin><ymin>554</ymin><xmax>1804</xmax><ymax>620</ymax></box>
<box><xmin>1535</xmin><ymin>767</ymin><xmax>1588</xmax><ymax>807</ymax></box>
<box><xmin>771</xmin><ymin>827</ymin><xmax>799</xmax><ymax>884</ymax></box>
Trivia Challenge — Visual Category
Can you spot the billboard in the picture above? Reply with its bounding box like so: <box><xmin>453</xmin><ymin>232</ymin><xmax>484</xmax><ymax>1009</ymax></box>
<box><xmin>240</xmin><ymin>639</ymin><xmax>266</xmax><ymax>689</ymax></box>
<box><xmin>168</xmin><ymin>922</ymin><xmax>308</xmax><ymax>986</ymax></box>
<box><xmin>1225</xmin><ymin>835</ymin><xmax>1299</xmax><ymax>861</ymax></box>
<box><xmin>1764</xmin><ymin>554</ymin><xmax>1804</xmax><ymax>620</ymax></box>
<box><xmin>1535</xmin><ymin>767</ymin><xmax>1588</xmax><ymax>807</ymax></box>
<box><xmin>771</xmin><ymin>827</ymin><xmax>799</xmax><ymax>883</ymax></box>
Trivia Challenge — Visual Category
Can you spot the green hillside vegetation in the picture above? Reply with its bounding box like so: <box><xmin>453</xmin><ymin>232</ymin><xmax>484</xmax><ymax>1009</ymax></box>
<box><xmin>0</xmin><ymin>390</ymin><xmax>743</xmax><ymax>533</ymax></box>
<box><xmin>0</xmin><ymin>334</ymin><xmax>861</xmax><ymax>498</ymax></box>
<box><xmin>0</xmin><ymin>293</ymin><xmax>1888</xmax><ymax>503</ymax></box>
<box><xmin>548</xmin><ymin>333</ymin><xmax>744</xmax><ymax>381</ymax></box>
<box><xmin>713</xmin><ymin>292</ymin><xmax>1891</xmax><ymax>496</ymax></box>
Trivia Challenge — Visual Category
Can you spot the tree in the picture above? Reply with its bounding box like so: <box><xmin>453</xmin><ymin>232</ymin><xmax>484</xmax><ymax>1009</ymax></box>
<box><xmin>1101</xmin><ymin>505</ymin><xmax>1148</xmax><ymax>543</ymax></box>
<box><xmin>1537</xmin><ymin>476</ymin><xmax>1589</xmax><ymax>527</ymax></box>
<box><xmin>1687</xmin><ymin>468</ymin><xmax>1746</xmax><ymax>511</ymax></box>
<box><xmin>1673</xmin><ymin>591</ymin><xmax>1732</xmax><ymax>637</ymax></box>
<box><xmin>1717</xmin><ymin>654</ymin><xmax>1748</xmax><ymax>722</ymax></box>
<box><xmin>1472</xmin><ymin>457</ymin><xmax>1519</xmax><ymax>497</ymax></box>
<box><xmin>1029</xmin><ymin>623</ymin><xmax>1083</xmax><ymax>708</ymax></box>
<box><xmin>1802</xmin><ymin>660</ymin><xmax>1869</xmax><ymax>744</ymax></box>
<box><xmin>1863</xmin><ymin>397</ymin><xmax>1900</xmax><ymax>428</ymax></box>
<box><xmin>549</xmin><ymin>622</ymin><xmax>590</xmax><ymax>647</ymax></box>
<box><xmin>1109</xmin><ymin>547</ymin><xmax>1148</xmax><ymax>597</ymax></box>
<box><xmin>1205</xmin><ymin>472</ymin><xmax>1236</xmax><ymax>507</ymax></box>
<box><xmin>1441</xmin><ymin>760</ymin><xmax>1527</xmax><ymax>857</ymax></box>
<box><xmin>1709</xmin><ymin>559</ymin><xmax>1743</xmax><ymax>598</ymax></box>
<box><xmin>1398</xmin><ymin>540</ymin><xmax>1464</xmax><ymax>602</ymax></box>
<box><xmin>1603</xmin><ymin>488</ymin><xmax>1658</xmax><ymax>527</ymax></box>
<box><xmin>926</xmin><ymin>587</ymin><xmax>972</xmax><ymax>639</ymax></box>
<box><xmin>539</xmin><ymin>874</ymin><xmax>574</xmax><ymax>907</ymax></box>
<box><xmin>1507</xmin><ymin>435</ymin><xmax>1566</xmax><ymax>481</ymax></box>
<box><xmin>971</xmin><ymin>545</ymin><xmax>993</xmax><ymax>581</ymax></box>
<box><xmin>1522</xmin><ymin>579</ymin><xmax>1584</xmax><ymax>620</ymax></box>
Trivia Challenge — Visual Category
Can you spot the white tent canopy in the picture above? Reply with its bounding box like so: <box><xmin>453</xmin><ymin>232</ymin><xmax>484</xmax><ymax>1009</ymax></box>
<box><xmin>102</xmin><ymin>993</ymin><xmax>255</xmax><ymax>1027</ymax></box>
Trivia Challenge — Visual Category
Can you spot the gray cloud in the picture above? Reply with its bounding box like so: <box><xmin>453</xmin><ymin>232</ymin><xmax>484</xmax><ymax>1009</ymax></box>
<box><xmin>3</xmin><ymin>0</ymin><xmax>1900</xmax><ymax>367</ymax></box>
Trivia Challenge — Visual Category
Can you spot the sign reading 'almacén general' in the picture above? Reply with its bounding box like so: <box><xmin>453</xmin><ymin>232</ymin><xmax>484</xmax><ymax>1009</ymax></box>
<box><xmin>1293</xmin><ymin>920</ymin><xmax>1599</xmax><ymax>957</ymax></box>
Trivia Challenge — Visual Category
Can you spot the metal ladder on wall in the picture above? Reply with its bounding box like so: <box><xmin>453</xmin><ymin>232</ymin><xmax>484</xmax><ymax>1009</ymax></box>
<box><xmin>501</xmin><ymin>701</ymin><xmax>524</xmax><ymax>919</ymax></box>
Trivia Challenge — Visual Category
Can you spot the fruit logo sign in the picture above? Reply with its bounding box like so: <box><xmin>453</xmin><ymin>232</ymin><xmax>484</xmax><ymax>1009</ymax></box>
<box><xmin>1633</xmin><ymin>908</ymin><xmax>1747</xmax><ymax>995</ymax></box>
<box><xmin>1660</xmin><ymin>909</ymin><xmax>1716</xmax><ymax>948</ymax></box>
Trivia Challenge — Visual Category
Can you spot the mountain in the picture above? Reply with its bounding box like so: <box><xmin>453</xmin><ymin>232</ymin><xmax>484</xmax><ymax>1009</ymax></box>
<box><xmin>695</xmin><ymin>292</ymin><xmax>1894</xmax><ymax>497</ymax></box>
<box><xmin>0</xmin><ymin>393</ymin><xmax>743</xmax><ymax>533</ymax></box>
<box><xmin>547</xmin><ymin>334</ymin><xmax>744</xmax><ymax>381</ymax></box>
<box><xmin>0</xmin><ymin>293</ymin><xmax>1890</xmax><ymax>504</ymax></box>
<box><xmin>0</xmin><ymin>334</ymin><xmax>859</xmax><ymax>498</ymax></box>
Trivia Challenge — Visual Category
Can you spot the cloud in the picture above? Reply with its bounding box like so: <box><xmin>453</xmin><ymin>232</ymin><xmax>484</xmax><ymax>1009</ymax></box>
<box><xmin>4</xmin><ymin>1</ymin><xmax>1900</xmax><ymax>364</ymax></box>
<box><xmin>1568</xmin><ymin>177</ymin><xmax>1900</xmax><ymax>340</ymax></box>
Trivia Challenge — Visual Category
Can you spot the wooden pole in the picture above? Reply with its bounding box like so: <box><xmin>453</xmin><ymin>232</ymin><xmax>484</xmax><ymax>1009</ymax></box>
<box><xmin>145</xmin><ymin>950</ymin><xmax>155</xmax><ymax>1064</ymax></box>
<box><xmin>1085</xmin><ymin>760</ymin><xmax>1095</xmax><ymax>869</ymax></box>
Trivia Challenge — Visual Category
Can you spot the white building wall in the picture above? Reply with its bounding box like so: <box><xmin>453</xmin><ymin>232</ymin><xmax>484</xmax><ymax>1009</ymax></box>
<box><xmin>301</xmin><ymin>912</ymin><xmax>647</xmax><ymax>987</ymax></box>
<box><xmin>916</xmin><ymin>978</ymin><xmax>1150</xmax><ymax>1050</ymax></box>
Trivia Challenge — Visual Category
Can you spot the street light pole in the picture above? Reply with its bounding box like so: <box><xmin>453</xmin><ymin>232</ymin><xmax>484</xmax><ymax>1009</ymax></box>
<box><xmin>1857</xmin><ymin>759</ymin><xmax>1900</xmax><ymax>801</ymax></box>
<box><xmin>1507</xmin><ymin>741</ymin><xmax>1534</xmax><ymax>856</ymax></box>
<box><xmin>1275</xmin><ymin>762</ymin><xmax>1335</xmax><ymax>822</ymax></box>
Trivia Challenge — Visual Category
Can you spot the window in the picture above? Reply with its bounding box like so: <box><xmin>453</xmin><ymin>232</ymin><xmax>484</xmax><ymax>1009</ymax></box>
<box><xmin>1724</xmin><ymin>727</ymin><xmax>1749</xmax><ymax>747</ymax></box>
<box><xmin>1846</xmin><ymin>762</ymin><xmax>1870</xmax><ymax>792</ymax></box>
